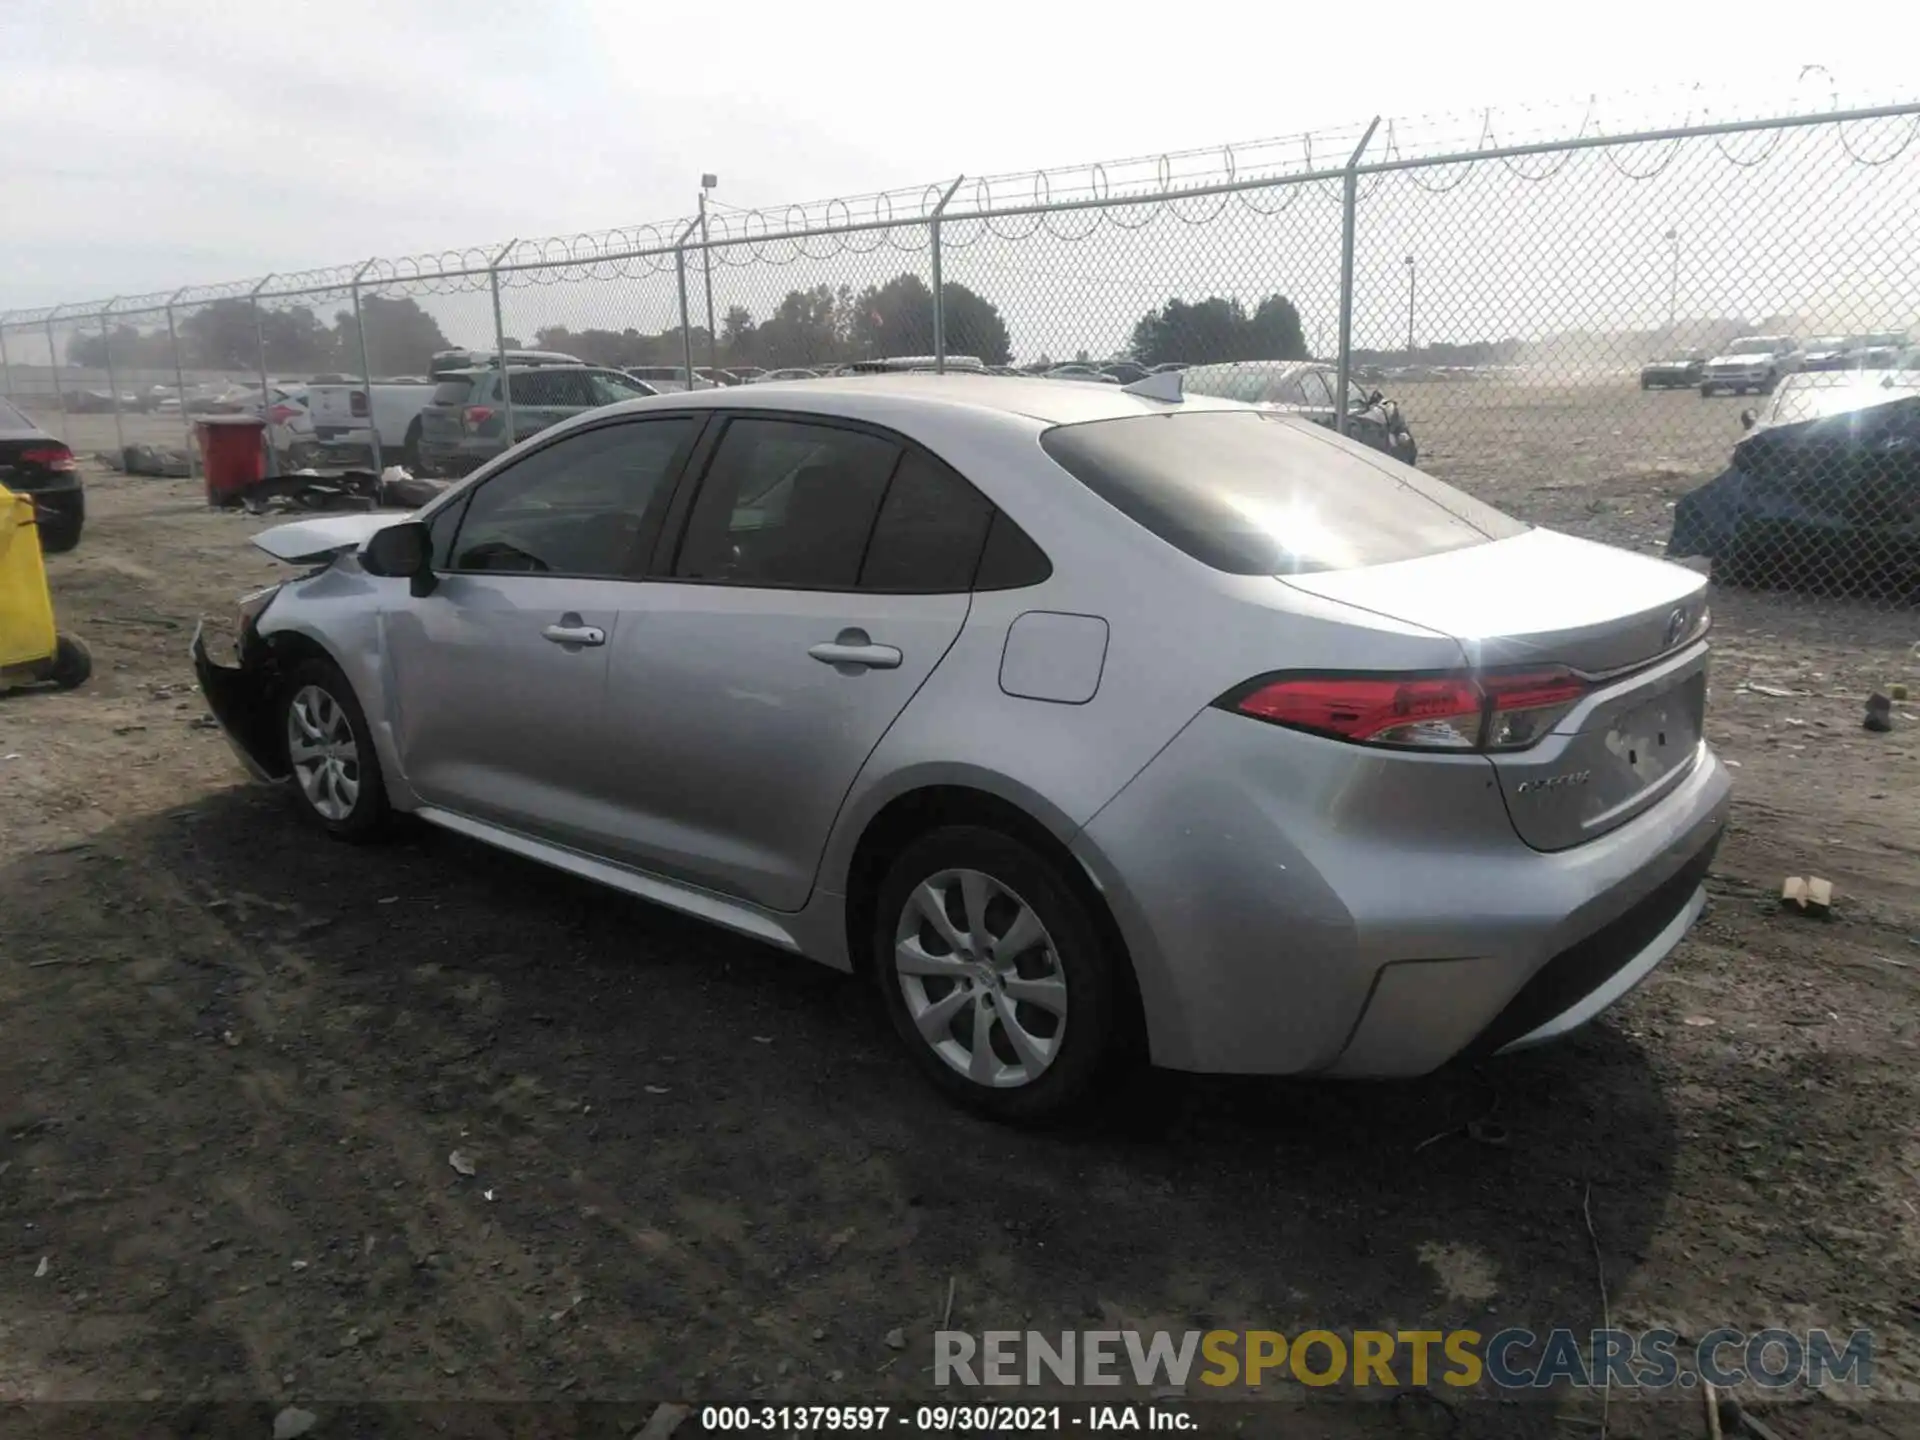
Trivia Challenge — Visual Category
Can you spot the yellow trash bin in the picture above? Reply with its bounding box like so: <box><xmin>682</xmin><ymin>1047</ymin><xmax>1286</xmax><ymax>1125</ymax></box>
<box><xmin>0</xmin><ymin>483</ymin><xmax>90</xmax><ymax>689</ymax></box>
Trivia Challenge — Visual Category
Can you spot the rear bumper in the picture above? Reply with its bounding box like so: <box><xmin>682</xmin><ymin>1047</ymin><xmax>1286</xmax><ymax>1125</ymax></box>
<box><xmin>191</xmin><ymin>622</ymin><xmax>289</xmax><ymax>784</ymax></box>
<box><xmin>1072</xmin><ymin>706</ymin><xmax>1732</xmax><ymax>1076</ymax></box>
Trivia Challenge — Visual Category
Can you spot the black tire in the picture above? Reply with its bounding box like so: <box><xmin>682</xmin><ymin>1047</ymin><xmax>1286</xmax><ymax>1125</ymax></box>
<box><xmin>1699</xmin><ymin>383</ymin><xmax>1715</xmax><ymax>398</ymax></box>
<box><xmin>871</xmin><ymin>825</ymin><xmax>1138</xmax><ymax>1125</ymax></box>
<box><xmin>402</xmin><ymin>420</ymin><xmax>425</xmax><ymax>475</ymax></box>
<box><xmin>1640</xmin><ymin>377</ymin><xmax>1651</xmax><ymax>391</ymax></box>
<box><xmin>38</xmin><ymin>515</ymin><xmax>81</xmax><ymax>554</ymax></box>
<box><xmin>1761</xmin><ymin>370</ymin><xmax>1780</xmax><ymax>394</ymax></box>
<box><xmin>43</xmin><ymin>634</ymin><xmax>91</xmax><ymax>689</ymax></box>
<box><xmin>278</xmin><ymin>657</ymin><xmax>391</xmax><ymax>841</ymax></box>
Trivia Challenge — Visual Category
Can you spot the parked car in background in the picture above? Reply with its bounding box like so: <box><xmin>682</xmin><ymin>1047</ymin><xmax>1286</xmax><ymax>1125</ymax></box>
<box><xmin>728</xmin><ymin>366</ymin><xmax>768</xmax><ymax>383</ymax></box>
<box><xmin>1045</xmin><ymin>365</ymin><xmax>1120</xmax><ymax>384</ymax></box>
<box><xmin>263</xmin><ymin>385</ymin><xmax>314</xmax><ymax>463</ymax></box>
<box><xmin>1853</xmin><ymin>332</ymin><xmax>1909</xmax><ymax>368</ymax></box>
<box><xmin>304</xmin><ymin>349</ymin><xmax>587</xmax><ymax>468</ymax></box>
<box><xmin>832</xmin><ymin>356</ymin><xmax>988</xmax><ymax>376</ymax></box>
<box><xmin>1671</xmin><ymin>368</ymin><xmax>1920</xmax><ymax>589</ymax></box>
<box><xmin>1181</xmin><ymin>359</ymin><xmax>1418</xmax><ymax>466</ymax></box>
<box><xmin>623</xmin><ymin>366</ymin><xmax>718</xmax><ymax>394</ymax></box>
<box><xmin>0</xmin><ymin>398</ymin><xmax>83</xmax><ymax>551</ymax></box>
<box><xmin>194</xmin><ymin>373</ymin><xmax>1727</xmax><ymax>1123</ymax></box>
<box><xmin>1100</xmin><ymin>361</ymin><xmax>1151</xmax><ymax>385</ymax></box>
<box><xmin>755</xmin><ymin>368</ymin><xmax>821</xmax><ymax>383</ymax></box>
<box><xmin>1798</xmin><ymin>336</ymin><xmax>1861</xmax><ymax>372</ymax></box>
<box><xmin>1699</xmin><ymin>335</ymin><xmax>1800</xmax><ymax>396</ymax></box>
<box><xmin>1639</xmin><ymin>353</ymin><xmax>1706</xmax><ymax>389</ymax></box>
<box><xmin>1148</xmin><ymin>362</ymin><xmax>1188</xmax><ymax>374</ymax></box>
<box><xmin>416</xmin><ymin>365</ymin><xmax>656</xmax><ymax>475</ymax></box>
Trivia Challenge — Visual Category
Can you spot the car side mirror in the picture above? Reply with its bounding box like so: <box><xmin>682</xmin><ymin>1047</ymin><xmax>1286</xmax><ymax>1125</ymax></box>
<box><xmin>362</xmin><ymin>520</ymin><xmax>437</xmax><ymax>596</ymax></box>
<box><xmin>1739</xmin><ymin>408</ymin><xmax>1757</xmax><ymax>431</ymax></box>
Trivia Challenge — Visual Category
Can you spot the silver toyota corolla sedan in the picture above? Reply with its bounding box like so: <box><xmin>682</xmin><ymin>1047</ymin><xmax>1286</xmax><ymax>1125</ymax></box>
<box><xmin>193</xmin><ymin>374</ymin><xmax>1730</xmax><ymax>1122</ymax></box>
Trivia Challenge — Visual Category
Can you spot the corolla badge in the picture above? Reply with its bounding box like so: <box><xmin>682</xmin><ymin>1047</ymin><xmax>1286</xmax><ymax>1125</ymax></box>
<box><xmin>1515</xmin><ymin>771</ymin><xmax>1592</xmax><ymax>796</ymax></box>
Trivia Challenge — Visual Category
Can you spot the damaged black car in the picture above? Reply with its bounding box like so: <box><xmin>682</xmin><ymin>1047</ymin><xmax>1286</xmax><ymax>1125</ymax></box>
<box><xmin>1670</xmin><ymin>375</ymin><xmax>1920</xmax><ymax>597</ymax></box>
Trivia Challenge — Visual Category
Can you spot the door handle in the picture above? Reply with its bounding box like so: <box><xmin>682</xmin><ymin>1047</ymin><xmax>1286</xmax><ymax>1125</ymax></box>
<box><xmin>809</xmin><ymin>629</ymin><xmax>902</xmax><ymax>671</ymax></box>
<box><xmin>543</xmin><ymin>623</ymin><xmax>605</xmax><ymax>647</ymax></box>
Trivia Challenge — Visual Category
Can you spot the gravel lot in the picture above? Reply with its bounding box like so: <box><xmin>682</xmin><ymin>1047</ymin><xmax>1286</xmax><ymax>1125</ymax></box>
<box><xmin>2</xmin><ymin>382</ymin><xmax>1918</xmax><ymax>1437</ymax></box>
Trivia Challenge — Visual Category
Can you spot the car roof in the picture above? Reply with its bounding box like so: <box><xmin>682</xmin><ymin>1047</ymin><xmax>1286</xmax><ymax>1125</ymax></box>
<box><xmin>599</xmin><ymin>371</ymin><xmax>1250</xmax><ymax>427</ymax></box>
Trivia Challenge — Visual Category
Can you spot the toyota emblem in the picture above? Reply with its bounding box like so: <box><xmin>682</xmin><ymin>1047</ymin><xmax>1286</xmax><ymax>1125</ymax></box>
<box><xmin>1664</xmin><ymin>608</ymin><xmax>1688</xmax><ymax>648</ymax></box>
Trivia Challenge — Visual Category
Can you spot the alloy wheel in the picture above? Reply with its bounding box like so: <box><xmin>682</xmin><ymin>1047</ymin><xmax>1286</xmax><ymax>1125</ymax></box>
<box><xmin>287</xmin><ymin>684</ymin><xmax>360</xmax><ymax>822</ymax></box>
<box><xmin>893</xmin><ymin>868</ymin><xmax>1069</xmax><ymax>1088</ymax></box>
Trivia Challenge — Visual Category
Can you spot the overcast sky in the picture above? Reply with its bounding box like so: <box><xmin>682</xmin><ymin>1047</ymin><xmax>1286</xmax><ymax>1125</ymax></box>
<box><xmin>6</xmin><ymin>0</ymin><xmax>1920</xmax><ymax>313</ymax></box>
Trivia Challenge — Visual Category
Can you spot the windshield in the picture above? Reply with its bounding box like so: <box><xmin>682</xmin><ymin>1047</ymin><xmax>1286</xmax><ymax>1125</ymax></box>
<box><xmin>1040</xmin><ymin>410</ymin><xmax>1525</xmax><ymax>575</ymax></box>
<box><xmin>1806</xmin><ymin>336</ymin><xmax>1851</xmax><ymax>350</ymax></box>
<box><xmin>1728</xmin><ymin>338</ymin><xmax>1782</xmax><ymax>355</ymax></box>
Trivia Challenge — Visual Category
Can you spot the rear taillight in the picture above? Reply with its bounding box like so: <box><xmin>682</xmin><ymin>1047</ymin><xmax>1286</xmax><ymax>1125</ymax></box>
<box><xmin>20</xmin><ymin>446</ymin><xmax>77</xmax><ymax>473</ymax></box>
<box><xmin>349</xmin><ymin>391</ymin><xmax>369</xmax><ymax>418</ymax></box>
<box><xmin>268</xmin><ymin>404</ymin><xmax>300</xmax><ymax>425</ymax></box>
<box><xmin>464</xmin><ymin>406</ymin><xmax>494</xmax><ymax>429</ymax></box>
<box><xmin>1224</xmin><ymin>668</ymin><xmax>1589</xmax><ymax>751</ymax></box>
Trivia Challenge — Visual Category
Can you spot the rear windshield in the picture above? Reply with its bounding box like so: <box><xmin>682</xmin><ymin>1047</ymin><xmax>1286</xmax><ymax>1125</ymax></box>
<box><xmin>431</xmin><ymin>379</ymin><xmax>476</xmax><ymax>405</ymax></box>
<box><xmin>1039</xmin><ymin>410</ymin><xmax>1527</xmax><ymax>575</ymax></box>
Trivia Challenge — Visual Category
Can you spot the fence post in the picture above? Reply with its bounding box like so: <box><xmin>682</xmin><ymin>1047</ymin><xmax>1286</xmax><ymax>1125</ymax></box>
<box><xmin>929</xmin><ymin>174</ymin><xmax>965</xmax><ymax>373</ymax></box>
<box><xmin>100</xmin><ymin>297</ymin><xmax>127</xmax><ymax>458</ymax></box>
<box><xmin>350</xmin><ymin>258</ymin><xmax>382</xmax><ymax>473</ymax></box>
<box><xmin>44</xmin><ymin>306</ymin><xmax>69</xmax><ymax>439</ymax></box>
<box><xmin>0</xmin><ymin>316</ymin><xmax>13</xmax><ymax>403</ymax></box>
<box><xmin>164</xmin><ymin>288</ymin><xmax>196</xmax><ymax>477</ymax></box>
<box><xmin>1333</xmin><ymin>117</ymin><xmax>1380</xmax><ymax>440</ymax></box>
<box><xmin>673</xmin><ymin>217</ymin><xmax>701</xmax><ymax>394</ymax></box>
<box><xmin>488</xmin><ymin>239</ymin><xmax>519</xmax><ymax>447</ymax></box>
<box><xmin>249</xmin><ymin>276</ymin><xmax>278</xmax><ymax>478</ymax></box>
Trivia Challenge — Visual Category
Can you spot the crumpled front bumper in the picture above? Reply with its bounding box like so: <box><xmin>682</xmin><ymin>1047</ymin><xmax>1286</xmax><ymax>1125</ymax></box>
<box><xmin>190</xmin><ymin>622</ymin><xmax>288</xmax><ymax>783</ymax></box>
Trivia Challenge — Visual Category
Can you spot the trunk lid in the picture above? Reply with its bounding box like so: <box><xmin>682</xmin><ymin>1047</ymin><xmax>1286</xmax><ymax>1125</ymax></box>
<box><xmin>1284</xmin><ymin>529</ymin><xmax>1712</xmax><ymax>850</ymax></box>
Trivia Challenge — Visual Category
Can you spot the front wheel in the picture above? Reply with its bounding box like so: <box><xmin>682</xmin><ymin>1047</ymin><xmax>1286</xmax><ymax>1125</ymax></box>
<box><xmin>401</xmin><ymin>421</ymin><xmax>428</xmax><ymax>475</ymax></box>
<box><xmin>279</xmin><ymin>657</ymin><xmax>391</xmax><ymax>841</ymax></box>
<box><xmin>1699</xmin><ymin>383</ymin><xmax>1716</xmax><ymax>397</ymax></box>
<box><xmin>872</xmin><ymin>825</ymin><xmax>1137</xmax><ymax>1125</ymax></box>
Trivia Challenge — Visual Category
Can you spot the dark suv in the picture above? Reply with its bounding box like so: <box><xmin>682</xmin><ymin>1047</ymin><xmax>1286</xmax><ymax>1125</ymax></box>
<box><xmin>417</xmin><ymin>366</ymin><xmax>656</xmax><ymax>476</ymax></box>
<box><xmin>0</xmin><ymin>399</ymin><xmax>83</xmax><ymax>551</ymax></box>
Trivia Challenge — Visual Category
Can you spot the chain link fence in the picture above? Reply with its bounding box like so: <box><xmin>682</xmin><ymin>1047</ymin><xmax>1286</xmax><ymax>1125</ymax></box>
<box><xmin>6</xmin><ymin>94</ymin><xmax>1919</xmax><ymax>609</ymax></box>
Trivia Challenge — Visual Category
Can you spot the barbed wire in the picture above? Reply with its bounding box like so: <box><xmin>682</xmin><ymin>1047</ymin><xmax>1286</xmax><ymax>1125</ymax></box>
<box><xmin>4</xmin><ymin>88</ymin><xmax>1920</xmax><ymax>326</ymax></box>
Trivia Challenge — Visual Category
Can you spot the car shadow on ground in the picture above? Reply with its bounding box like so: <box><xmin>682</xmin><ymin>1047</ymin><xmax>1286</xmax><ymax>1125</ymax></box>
<box><xmin>0</xmin><ymin>782</ymin><xmax>1677</xmax><ymax>1407</ymax></box>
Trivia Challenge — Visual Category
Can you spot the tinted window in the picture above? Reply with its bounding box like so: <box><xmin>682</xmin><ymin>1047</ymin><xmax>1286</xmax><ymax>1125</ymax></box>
<box><xmin>510</xmin><ymin>370</ymin><xmax>599</xmax><ymax>407</ymax></box>
<box><xmin>675</xmin><ymin>418</ymin><xmax>899</xmax><ymax>588</ymax></box>
<box><xmin>859</xmin><ymin>448</ymin><xmax>994</xmax><ymax>592</ymax></box>
<box><xmin>449</xmin><ymin>418</ymin><xmax>694</xmax><ymax>577</ymax></box>
<box><xmin>590</xmin><ymin>371</ymin><xmax>654</xmax><ymax>402</ymax></box>
<box><xmin>430</xmin><ymin>379</ymin><xmax>475</xmax><ymax>406</ymax></box>
<box><xmin>1041</xmin><ymin>410</ymin><xmax>1526</xmax><ymax>575</ymax></box>
<box><xmin>973</xmin><ymin>511</ymin><xmax>1053</xmax><ymax>590</ymax></box>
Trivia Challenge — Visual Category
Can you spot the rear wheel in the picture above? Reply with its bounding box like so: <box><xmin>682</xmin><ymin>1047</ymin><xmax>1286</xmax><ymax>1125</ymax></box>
<box><xmin>41</xmin><ymin>634</ymin><xmax>91</xmax><ymax>690</ymax></box>
<box><xmin>872</xmin><ymin>825</ymin><xmax>1136</xmax><ymax>1125</ymax></box>
<box><xmin>402</xmin><ymin>420</ymin><xmax>426</xmax><ymax>475</ymax></box>
<box><xmin>1699</xmin><ymin>382</ymin><xmax>1715</xmax><ymax>397</ymax></box>
<box><xmin>279</xmin><ymin>658</ymin><xmax>391</xmax><ymax>841</ymax></box>
<box><xmin>38</xmin><ymin>513</ymin><xmax>81</xmax><ymax>553</ymax></box>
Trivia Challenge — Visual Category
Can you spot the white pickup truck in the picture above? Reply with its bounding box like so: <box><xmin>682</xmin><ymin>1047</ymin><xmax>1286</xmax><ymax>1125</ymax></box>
<box><xmin>304</xmin><ymin>349</ymin><xmax>582</xmax><ymax>467</ymax></box>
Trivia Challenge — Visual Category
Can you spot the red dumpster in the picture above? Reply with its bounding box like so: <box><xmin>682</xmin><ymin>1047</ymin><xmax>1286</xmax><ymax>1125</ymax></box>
<box><xmin>194</xmin><ymin>416</ymin><xmax>268</xmax><ymax>507</ymax></box>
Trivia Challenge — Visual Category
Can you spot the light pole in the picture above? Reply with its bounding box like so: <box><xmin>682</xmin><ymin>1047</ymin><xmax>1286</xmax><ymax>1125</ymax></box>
<box><xmin>1402</xmin><ymin>254</ymin><xmax>1416</xmax><ymax>356</ymax></box>
<box><xmin>698</xmin><ymin>173</ymin><xmax>719</xmax><ymax>380</ymax></box>
<box><xmin>1664</xmin><ymin>228</ymin><xmax>1681</xmax><ymax>335</ymax></box>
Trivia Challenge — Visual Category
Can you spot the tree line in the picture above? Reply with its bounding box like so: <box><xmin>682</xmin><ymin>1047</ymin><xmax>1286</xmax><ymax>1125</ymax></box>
<box><xmin>67</xmin><ymin>296</ymin><xmax>457</xmax><ymax>376</ymax></box>
<box><xmin>65</xmin><ymin>278</ymin><xmax>1318</xmax><ymax>377</ymax></box>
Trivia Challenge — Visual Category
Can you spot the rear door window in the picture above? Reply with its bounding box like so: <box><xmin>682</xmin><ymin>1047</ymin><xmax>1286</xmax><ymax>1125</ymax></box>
<box><xmin>857</xmin><ymin>448</ymin><xmax>995</xmax><ymax>592</ymax></box>
<box><xmin>1040</xmin><ymin>410</ymin><xmax>1526</xmax><ymax>575</ymax></box>
<box><xmin>430</xmin><ymin>379</ymin><xmax>474</xmax><ymax>406</ymax></box>
<box><xmin>673</xmin><ymin>418</ymin><xmax>900</xmax><ymax>589</ymax></box>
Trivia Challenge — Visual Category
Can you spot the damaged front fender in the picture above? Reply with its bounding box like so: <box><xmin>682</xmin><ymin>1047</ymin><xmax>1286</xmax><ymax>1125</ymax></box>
<box><xmin>191</xmin><ymin>621</ymin><xmax>289</xmax><ymax>784</ymax></box>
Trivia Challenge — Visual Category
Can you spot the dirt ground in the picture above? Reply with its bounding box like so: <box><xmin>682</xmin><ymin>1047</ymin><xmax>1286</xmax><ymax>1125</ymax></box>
<box><xmin>4</xmin><ymin>383</ymin><xmax>1920</xmax><ymax>1437</ymax></box>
